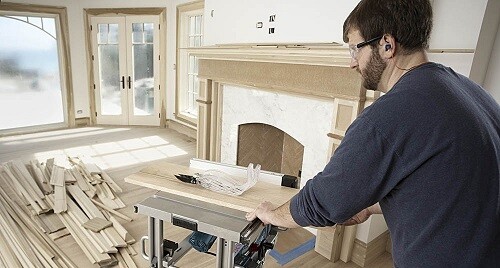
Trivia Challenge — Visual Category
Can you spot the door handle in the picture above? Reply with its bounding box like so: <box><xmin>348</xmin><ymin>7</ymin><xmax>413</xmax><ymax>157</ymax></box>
<box><xmin>120</xmin><ymin>76</ymin><xmax>125</xmax><ymax>89</ymax></box>
<box><xmin>127</xmin><ymin>76</ymin><xmax>132</xmax><ymax>89</ymax></box>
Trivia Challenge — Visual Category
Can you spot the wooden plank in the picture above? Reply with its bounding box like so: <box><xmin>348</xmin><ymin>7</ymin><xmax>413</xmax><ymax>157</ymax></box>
<box><xmin>4</xmin><ymin>163</ymin><xmax>49</xmax><ymax>212</ymax></box>
<box><xmin>118</xmin><ymin>247</ymin><xmax>137</xmax><ymax>268</ymax></box>
<box><xmin>114</xmin><ymin>253</ymin><xmax>128</xmax><ymax>268</ymax></box>
<box><xmin>101</xmin><ymin>171</ymin><xmax>123</xmax><ymax>193</ymax></box>
<box><xmin>0</xmin><ymin>167</ymin><xmax>30</xmax><ymax>207</ymax></box>
<box><xmin>33</xmin><ymin>160</ymin><xmax>48</xmax><ymax>183</ymax></box>
<box><xmin>126</xmin><ymin>245</ymin><xmax>137</xmax><ymax>256</ymax></box>
<box><xmin>0</xmin><ymin>199</ymin><xmax>43</xmax><ymax>267</ymax></box>
<box><xmin>29</xmin><ymin>161</ymin><xmax>52</xmax><ymax>194</ymax></box>
<box><xmin>124</xmin><ymin>161</ymin><xmax>299</xmax><ymax>213</ymax></box>
<box><xmin>45</xmin><ymin>158</ymin><xmax>55</xmax><ymax>177</ymax></box>
<box><xmin>108</xmin><ymin>215</ymin><xmax>136</xmax><ymax>244</ymax></box>
<box><xmin>64</xmin><ymin>170</ymin><xmax>77</xmax><ymax>183</ymax></box>
<box><xmin>340</xmin><ymin>225</ymin><xmax>357</xmax><ymax>262</ymax></box>
<box><xmin>53</xmin><ymin>185</ymin><xmax>67</xmax><ymax>214</ymax></box>
<box><xmin>0</xmin><ymin>175</ymin><xmax>77</xmax><ymax>268</ymax></box>
<box><xmin>37</xmin><ymin>213</ymin><xmax>66</xmax><ymax>234</ymax></box>
<box><xmin>66</xmin><ymin>184</ymin><xmax>120</xmax><ymax>251</ymax></box>
<box><xmin>95</xmin><ymin>185</ymin><xmax>125</xmax><ymax>210</ymax></box>
<box><xmin>0</xmin><ymin>226</ymin><xmax>22</xmax><ymax>267</ymax></box>
<box><xmin>91</xmin><ymin>199</ymin><xmax>132</xmax><ymax>222</ymax></box>
<box><xmin>82</xmin><ymin>218</ymin><xmax>112</xmax><ymax>232</ymax></box>
<box><xmin>67</xmin><ymin>185</ymin><xmax>103</xmax><ymax>217</ymax></box>
<box><xmin>11</xmin><ymin>160</ymin><xmax>45</xmax><ymax>199</ymax></box>
<box><xmin>48</xmin><ymin>228</ymin><xmax>70</xmax><ymax>241</ymax></box>
<box><xmin>84</xmin><ymin>163</ymin><xmax>102</xmax><ymax>174</ymax></box>
<box><xmin>63</xmin><ymin>196</ymin><xmax>114</xmax><ymax>254</ymax></box>
<box><xmin>70</xmin><ymin>167</ymin><xmax>90</xmax><ymax>191</ymax></box>
<box><xmin>315</xmin><ymin>225</ymin><xmax>344</xmax><ymax>261</ymax></box>
<box><xmin>46</xmin><ymin>196</ymin><xmax>112</xmax><ymax>264</ymax></box>
<box><xmin>102</xmin><ymin>227</ymin><xmax>127</xmax><ymax>248</ymax></box>
<box><xmin>50</xmin><ymin>166</ymin><xmax>65</xmax><ymax>187</ymax></box>
<box><xmin>1</xmin><ymin>166</ymin><xmax>44</xmax><ymax>214</ymax></box>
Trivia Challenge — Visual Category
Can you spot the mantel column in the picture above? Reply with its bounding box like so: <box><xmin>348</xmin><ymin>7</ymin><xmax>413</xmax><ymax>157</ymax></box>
<box><xmin>196</xmin><ymin>79</ymin><xmax>213</xmax><ymax>160</ymax></box>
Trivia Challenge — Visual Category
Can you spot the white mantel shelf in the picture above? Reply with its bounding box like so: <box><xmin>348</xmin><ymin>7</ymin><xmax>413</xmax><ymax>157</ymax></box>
<box><xmin>186</xmin><ymin>45</ymin><xmax>353</xmax><ymax>67</ymax></box>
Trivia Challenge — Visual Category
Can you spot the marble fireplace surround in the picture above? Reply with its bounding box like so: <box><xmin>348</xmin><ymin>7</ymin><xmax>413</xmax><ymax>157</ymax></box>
<box><xmin>193</xmin><ymin>47</ymin><xmax>387</xmax><ymax>263</ymax></box>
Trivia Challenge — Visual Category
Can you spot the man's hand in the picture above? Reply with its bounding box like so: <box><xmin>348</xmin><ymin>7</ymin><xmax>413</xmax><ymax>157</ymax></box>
<box><xmin>340</xmin><ymin>203</ymin><xmax>382</xmax><ymax>226</ymax></box>
<box><xmin>245</xmin><ymin>200</ymin><xmax>301</xmax><ymax>228</ymax></box>
<box><xmin>340</xmin><ymin>208</ymin><xmax>372</xmax><ymax>225</ymax></box>
<box><xmin>245</xmin><ymin>201</ymin><xmax>276</xmax><ymax>224</ymax></box>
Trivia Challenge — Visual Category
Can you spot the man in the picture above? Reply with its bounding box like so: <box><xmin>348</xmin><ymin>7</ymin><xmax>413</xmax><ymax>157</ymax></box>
<box><xmin>246</xmin><ymin>0</ymin><xmax>500</xmax><ymax>267</ymax></box>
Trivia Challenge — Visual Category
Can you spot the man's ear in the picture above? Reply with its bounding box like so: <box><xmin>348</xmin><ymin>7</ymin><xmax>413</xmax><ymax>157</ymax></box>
<box><xmin>381</xmin><ymin>34</ymin><xmax>396</xmax><ymax>59</ymax></box>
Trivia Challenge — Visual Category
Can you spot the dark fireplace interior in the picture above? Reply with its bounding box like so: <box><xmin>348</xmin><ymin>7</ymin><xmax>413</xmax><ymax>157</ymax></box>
<box><xmin>237</xmin><ymin>123</ymin><xmax>304</xmax><ymax>182</ymax></box>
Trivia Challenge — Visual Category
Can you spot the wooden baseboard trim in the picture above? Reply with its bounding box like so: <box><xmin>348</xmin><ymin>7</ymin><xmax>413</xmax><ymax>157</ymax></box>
<box><xmin>314</xmin><ymin>225</ymin><xmax>344</xmax><ymax>262</ymax></box>
<box><xmin>351</xmin><ymin>231</ymin><xmax>390</xmax><ymax>267</ymax></box>
<box><xmin>75</xmin><ymin>117</ymin><xmax>91</xmax><ymax>127</ymax></box>
<box><xmin>166</xmin><ymin>119</ymin><xmax>197</xmax><ymax>139</ymax></box>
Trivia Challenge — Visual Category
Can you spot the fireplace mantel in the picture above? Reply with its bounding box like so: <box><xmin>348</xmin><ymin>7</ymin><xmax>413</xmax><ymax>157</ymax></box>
<box><xmin>192</xmin><ymin>46</ymin><xmax>364</xmax><ymax>100</ymax></box>
<box><xmin>193</xmin><ymin>46</ymin><xmax>383</xmax><ymax>264</ymax></box>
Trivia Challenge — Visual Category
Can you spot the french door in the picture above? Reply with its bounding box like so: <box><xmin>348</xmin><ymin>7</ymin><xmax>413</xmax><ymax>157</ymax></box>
<box><xmin>91</xmin><ymin>15</ymin><xmax>160</xmax><ymax>126</ymax></box>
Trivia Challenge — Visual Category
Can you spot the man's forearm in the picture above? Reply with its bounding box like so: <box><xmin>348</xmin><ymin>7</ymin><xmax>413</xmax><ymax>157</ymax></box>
<box><xmin>246</xmin><ymin>200</ymin><xmax>302</xmax><ymax>228</ymax></box>
<box><xmin>269</xmin><ymin>200</ymin><xmax>301</xmax><ymax>228</ymax></box>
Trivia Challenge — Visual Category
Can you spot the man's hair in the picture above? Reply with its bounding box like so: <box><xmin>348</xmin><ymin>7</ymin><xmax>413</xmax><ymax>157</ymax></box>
<box><xmin>343</xmin><ymin>0</ymin><xmax>433</xmax><ymax>54</ymax></box>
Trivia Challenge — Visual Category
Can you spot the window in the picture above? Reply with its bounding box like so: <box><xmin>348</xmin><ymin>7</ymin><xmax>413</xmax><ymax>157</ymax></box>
<box><xmin>176</xmin><ymin>2</ymin><xmax>204</xmax><ymax>125</ymax></box>
<box><xmin>0</xmin><ymin>5</ymin><xmax>72</xmax><ymax>134</ymax></box>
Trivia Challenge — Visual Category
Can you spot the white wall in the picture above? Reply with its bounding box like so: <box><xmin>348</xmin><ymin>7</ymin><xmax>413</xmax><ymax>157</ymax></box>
<box><xmin>484</xmin><ymin>21</ymin><xmax>500</xmax><ymax>102</ymax></box>
<box><xmin>203</xmin><ymin>0</ymin><xmax>359</xmax><ymax>45</ymax></box>
<box><xmin>429</xmin><ymin>0</ymin><xmax>487</xmax><ymax>49</ymax></box>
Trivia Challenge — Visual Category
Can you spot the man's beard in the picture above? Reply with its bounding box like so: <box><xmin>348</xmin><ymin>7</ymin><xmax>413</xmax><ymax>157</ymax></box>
<box><xmin>358</xmin><ymin>49</ymin><xmax>387</xmax><ymax>91</ymax></box>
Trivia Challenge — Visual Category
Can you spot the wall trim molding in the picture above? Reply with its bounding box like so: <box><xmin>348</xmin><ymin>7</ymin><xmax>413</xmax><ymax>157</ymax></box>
<box><xmin>75</xmin><ymin>117</ymin><xmax>91</xmax><ymax>127</ymax></box>
<box><xmin>166</xmin><ymin>119</ymin><xmax>197</xmax><ymax>139</ymax></box>
<box><xmin>351</xmin><ymin>231</ymin><xmax>391</xmax><ymax>267</ymax></box>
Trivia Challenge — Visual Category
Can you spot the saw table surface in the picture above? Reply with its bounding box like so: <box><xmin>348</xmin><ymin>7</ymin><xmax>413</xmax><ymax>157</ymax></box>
<box><xmin>124</xmin><ymin>161</ymin><xmax>299</xmax><ymax>213</ymax></box>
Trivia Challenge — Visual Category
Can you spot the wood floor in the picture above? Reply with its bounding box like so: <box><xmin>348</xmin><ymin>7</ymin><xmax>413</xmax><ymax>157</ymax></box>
<box><xmin>0</xmin><ymin>126</ymin><xmax>393</xmax><ymax>268</ymax></box>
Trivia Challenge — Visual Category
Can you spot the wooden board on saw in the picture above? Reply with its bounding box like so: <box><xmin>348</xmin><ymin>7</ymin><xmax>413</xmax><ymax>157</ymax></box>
<box><xmin>124</xmin><ymin>162</ymin><xmax>299</xmax><ymax>213</ymax></box>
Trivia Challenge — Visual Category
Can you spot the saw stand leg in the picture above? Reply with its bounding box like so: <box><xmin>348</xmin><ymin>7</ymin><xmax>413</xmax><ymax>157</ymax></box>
<box><xmin>216</xmin><ymin>238</ymin><xmax>235</xmax><ymax>268</ymax></box>
<box><xmin>148</xmin><ymin>216</ymin><xmax>165</xmax><ymax>268</ymax></box>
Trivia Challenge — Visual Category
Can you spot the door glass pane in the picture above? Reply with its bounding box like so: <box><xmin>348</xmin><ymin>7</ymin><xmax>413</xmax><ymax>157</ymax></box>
<box><xmin>98</xmin><ymin>24</ymin><xmax>108</xmax><ymax>44</ymax></box>
<box><xmin>132</xmin><ymin>22</ymin><xmax>155</xmax><ymax>116</ymax></box>
<box><xmin>132</xmin><ymin>23</ymin><xmax>143</xmax><ymax>43</ymax></box>
<box><xmin>144</xmin><ymin>23</ymin><xmax>154</xmax><ymax>43</ymax></box>
<box><xmin>97</xmin><ymin>23</ymin><xmax>121</xmax><ymax>115</ymax></box>
<box><xmin>0</xmin><ymin>15</ymin><xmax>64</xmax><ymax>130</ymax></box>
<box><xmin>108</xmin><ymin>24</ymin><xmax>119</xmax><ymax>44</ymax></box>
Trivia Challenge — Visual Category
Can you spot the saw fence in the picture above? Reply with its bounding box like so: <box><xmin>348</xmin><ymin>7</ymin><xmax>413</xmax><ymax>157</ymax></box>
<box><xmin>0</xmin><ymin>157</ymin><xmax>137</xmax><ymax>268</ymax></box>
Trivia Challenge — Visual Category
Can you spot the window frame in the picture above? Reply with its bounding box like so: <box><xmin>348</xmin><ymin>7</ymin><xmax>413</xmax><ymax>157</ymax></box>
<box><xmin>0</xmin><ymin>3</ymin><xmax>74</xmax><ymax>135</ymax></box>
<box><xmin>175</xmin><ymin>1</ymin><xmax>204</xmax><ymax>126</ymax></box>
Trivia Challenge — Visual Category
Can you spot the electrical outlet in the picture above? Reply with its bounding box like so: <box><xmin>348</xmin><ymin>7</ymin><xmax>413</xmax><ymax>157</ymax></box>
<box><xmin>269</xmin><ymin>15</ymin><xmax>276</xmax><ymax>22</ymax></box>
<box><xmin>256</xmin><ymin>22</ymin><xmax>263</xmax><ymax>28</ymax></box>
<box><xmin>268</xmin><ymin>28</ymin><xmax>275</xmax><ymax>34</ymax></box>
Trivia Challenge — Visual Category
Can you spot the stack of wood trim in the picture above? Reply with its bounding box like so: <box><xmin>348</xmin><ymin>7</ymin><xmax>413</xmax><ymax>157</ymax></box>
<box><xmin>0</xmin><ymin>157</ymin><xmax>138</xmax><ymax>268</ymax></box>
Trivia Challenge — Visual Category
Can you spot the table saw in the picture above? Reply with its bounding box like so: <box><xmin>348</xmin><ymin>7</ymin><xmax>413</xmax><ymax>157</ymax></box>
<box><xmin>125</xmin><ymin>159</ymin><xmax>299</xmax><ymax>268</ymax></box>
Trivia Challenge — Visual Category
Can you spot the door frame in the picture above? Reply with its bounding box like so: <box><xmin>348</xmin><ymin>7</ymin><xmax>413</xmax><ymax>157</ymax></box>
<box><xmin>85</xmin><ymin>8</ymin><xmax>166</xmax><ymax>127</ymax></box>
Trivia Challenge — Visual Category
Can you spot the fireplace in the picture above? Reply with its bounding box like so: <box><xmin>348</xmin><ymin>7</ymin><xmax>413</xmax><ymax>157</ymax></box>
<box><xmin>192</xmin><ymin>46</ymin><xmax>386</xmax><ymax>263</ymax></box>
<box><xmin>236</xmin><ymin>122</ymin><xmax>304</xmax><ymax>180</ymax></box>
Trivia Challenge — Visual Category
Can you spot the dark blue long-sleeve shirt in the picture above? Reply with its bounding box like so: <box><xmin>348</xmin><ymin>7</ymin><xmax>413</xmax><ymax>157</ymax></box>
<box><xmin>290</xmin><ymin>62</ymin><xmax>500</xmax><ymax>267</ymax></box>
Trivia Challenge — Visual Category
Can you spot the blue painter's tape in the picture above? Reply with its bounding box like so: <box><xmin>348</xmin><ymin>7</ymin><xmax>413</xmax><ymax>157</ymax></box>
<box><xmin>268</xmin><ymin>237</ymin><xmax>316</xmax><ymax>265</ymax></box>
